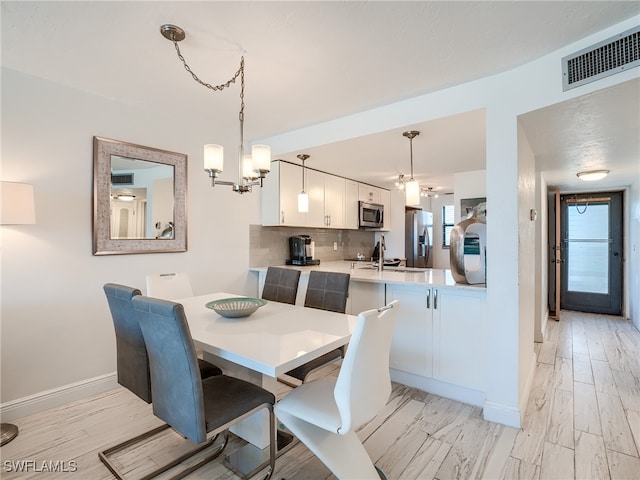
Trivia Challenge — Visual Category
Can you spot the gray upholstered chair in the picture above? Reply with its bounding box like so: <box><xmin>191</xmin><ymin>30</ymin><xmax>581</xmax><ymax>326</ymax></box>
<box><xmin>99</xmin><ymin>283</ymin><xmax>222</xmax><ymax>480</ymax></box>
<box><xmin>261</xmin><ymin>267</ymin><xmax>301</xmax><ymax>305</ymax></box>
<box><xmin>283</xmin><ymin>271</ymin><xmax>350</xmax><ymax>385</ymax></box>
<box><xmin>132</xmin><ymin>295</ymin><xmax>276</xmax><ymax>480</ymax></box>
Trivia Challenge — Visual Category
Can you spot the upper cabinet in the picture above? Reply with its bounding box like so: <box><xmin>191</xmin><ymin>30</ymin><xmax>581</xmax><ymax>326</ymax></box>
<box><xmin>262</xmin><ymin>160</ymin><xmax>388</xmax><ymax>230</ymax></box>
<box><xmin>359</xmin><ymin>183</ymin><xmax>391</xmax><ymax>230</ymax></box>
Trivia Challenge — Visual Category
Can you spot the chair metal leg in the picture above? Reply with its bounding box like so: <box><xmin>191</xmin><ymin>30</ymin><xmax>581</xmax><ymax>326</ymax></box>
<box><xmin>98</xmin><ymin>424</ymin><xmax>226</xmax><ymax>480</ymax></box>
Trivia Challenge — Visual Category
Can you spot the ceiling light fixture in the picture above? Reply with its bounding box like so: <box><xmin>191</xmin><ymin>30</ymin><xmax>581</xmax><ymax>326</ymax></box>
<box><xmin>402</xmin><ymin>130</ymin><xmax>420</xmax><ymax>206</ymax></box>
<box><xmin>160</xmin><ymin>24</ymin><xmax>270</xmax><ymax>193</ymax></box>
<box><xmin>395</xmin><ymin>174</ymin><xmax>405</xmax><ymax>190</ymax></box>
<box><xmin>420</xmin><ymin>187</ymin><xmax>439</xmax><ymax>198</ymax></box>
<box><xmin>576</xmin><ymin>169</ymin><xmax>609</xmax><ymax>181</ymax></box>
<box><xmin>297</xmin><ymin>154</ymin><xmax>309</xmax><ymax>213</ymax></box>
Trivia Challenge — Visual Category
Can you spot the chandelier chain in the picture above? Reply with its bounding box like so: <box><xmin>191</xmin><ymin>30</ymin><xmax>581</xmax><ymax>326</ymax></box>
<box><xmin>172</xmin><ymin>40</ymin><xmax>244</xmax><ymax>92</ymax></box>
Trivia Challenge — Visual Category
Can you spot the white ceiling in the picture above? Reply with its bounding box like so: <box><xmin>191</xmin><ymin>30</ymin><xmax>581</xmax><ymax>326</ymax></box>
<box><xmin>2</xmin><ymin>1</ymin><xmax>638</xmax><ymax>192</ymax></box>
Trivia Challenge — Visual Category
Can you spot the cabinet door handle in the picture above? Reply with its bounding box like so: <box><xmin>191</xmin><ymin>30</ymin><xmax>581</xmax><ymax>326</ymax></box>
<box><xmin>281</xmin><ymin>210</ymin><xmax>285</xmax><ymax>224</ymax></box>
<box><xmin>426</xmin><ymin>289</ymin><xmax>431</xmax><ymax>309</ymax></box>
<box><xmin>434</xmin><ymin>289</ymin><xmax>438</xmax><ymax>310</ymax></box>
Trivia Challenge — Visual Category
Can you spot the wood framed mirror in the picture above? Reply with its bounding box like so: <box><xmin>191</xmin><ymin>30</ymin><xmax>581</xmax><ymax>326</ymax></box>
<box><xmin>93</xmin><ymin>136</ymin><xmax>187</xmax><ymax>255</ymax></box>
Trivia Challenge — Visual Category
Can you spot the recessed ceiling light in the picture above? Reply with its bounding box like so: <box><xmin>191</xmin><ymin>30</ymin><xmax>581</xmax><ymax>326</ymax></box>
<box><xmin>576</xmin><ymin>170</ymin><xmax>609</xmax><ymax>181</ymax></box>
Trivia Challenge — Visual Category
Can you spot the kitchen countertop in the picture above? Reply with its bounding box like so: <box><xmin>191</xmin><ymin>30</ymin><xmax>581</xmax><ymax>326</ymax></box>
<box><xmin>250</xmin><ymin>260</ymin><xmax>486</xmax><ymax>291</ymax></box>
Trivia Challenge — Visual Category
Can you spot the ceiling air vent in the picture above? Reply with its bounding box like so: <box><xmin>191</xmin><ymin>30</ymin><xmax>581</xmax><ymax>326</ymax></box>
<box><xmin>111</xmin><ymin>173</ymin><xmax>134</xmax><ymax>185</ymax></box>
<box><xmin>562</xmin><ymin>25</ymin><xmax>639</xmax><ymax>91</ymax></box>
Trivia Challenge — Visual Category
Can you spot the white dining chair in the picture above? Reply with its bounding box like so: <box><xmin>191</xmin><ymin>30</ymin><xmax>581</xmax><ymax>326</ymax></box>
<box><xmin>275</xmin><ymin>300</ymin><xmax>399</xmax><ymax>480</ymax></box>
<box><xmin>146</xmin><ymin>272</ymin><xmax>194</xmax><ymax>300</ymax></box>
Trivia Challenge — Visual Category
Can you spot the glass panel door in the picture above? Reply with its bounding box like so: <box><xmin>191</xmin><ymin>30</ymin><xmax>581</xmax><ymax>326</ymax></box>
<box><xmin>560</xmin><ymin>191</ymin><xmax>623</xmax><ymax>315</ymax></box>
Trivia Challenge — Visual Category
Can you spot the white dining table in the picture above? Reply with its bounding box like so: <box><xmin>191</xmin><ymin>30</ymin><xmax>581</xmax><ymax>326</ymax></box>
<box><xmin>178</xmin><ymin>292</ymin><xmax>357</xmax><ymax>475</ymax></box>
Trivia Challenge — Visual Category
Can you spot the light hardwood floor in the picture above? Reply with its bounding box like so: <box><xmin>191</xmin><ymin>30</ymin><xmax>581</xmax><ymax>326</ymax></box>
<box><xmin>1</xmin><ymin>311</ymin><xmax>638</xmax><ymax>479</ymax></box>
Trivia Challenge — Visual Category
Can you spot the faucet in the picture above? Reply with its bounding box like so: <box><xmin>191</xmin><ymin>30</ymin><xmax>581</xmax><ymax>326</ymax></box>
<box><xmin>377</xmin><ymin>234</ymin><xmax>386</xmax><ymax>272</ymax></box>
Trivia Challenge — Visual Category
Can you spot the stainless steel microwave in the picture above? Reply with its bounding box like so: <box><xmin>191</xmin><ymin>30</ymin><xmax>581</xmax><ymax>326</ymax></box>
<box><xmin>359</xmin><ymin>201</ymin><xmax>384</xmax><ymax>229</ymax></box>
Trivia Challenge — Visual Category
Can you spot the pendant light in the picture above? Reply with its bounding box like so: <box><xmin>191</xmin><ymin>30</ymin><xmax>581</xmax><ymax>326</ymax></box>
<box><xmin>297</xmin><ymin>154</ymin><xmax>309</xmax><ymax>213</ymax></box>
<box><xmin>403</xmin><ymin>130</ymin><xmax>420</xmax><ymax>206</ymax></box>
<box><xmin>161</xmin><ymin>24</ymin><xmax>270</xmax><ymax>193</ymax></box>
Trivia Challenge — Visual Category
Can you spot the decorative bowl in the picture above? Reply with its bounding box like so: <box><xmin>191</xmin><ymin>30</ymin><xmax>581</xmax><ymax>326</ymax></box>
<box><xmin>205</xmin><ymin>297</ymin><xmax>267</xmax><ymax>318</ymax></box>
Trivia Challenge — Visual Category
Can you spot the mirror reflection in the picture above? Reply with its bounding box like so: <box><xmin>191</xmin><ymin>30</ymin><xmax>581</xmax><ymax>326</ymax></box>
<box><xmin>110</xmin><ymin>156</ymin><xmax>175</xmax><ymax>239</ymax></box>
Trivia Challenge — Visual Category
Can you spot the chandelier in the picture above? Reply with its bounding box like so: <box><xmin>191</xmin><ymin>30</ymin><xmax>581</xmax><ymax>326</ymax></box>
<box><xmin>160</xmin><ymin>24</ymin><xmax>270</xmax><ymax>193</ymax></box>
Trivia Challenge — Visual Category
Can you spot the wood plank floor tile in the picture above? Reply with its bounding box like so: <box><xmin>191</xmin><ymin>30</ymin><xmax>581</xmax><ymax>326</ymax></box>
<box><xmin>573</xmin><ymin>353</ymin><xmax>594</xmax><ymax>384</ymax></box>
<box><xmin>499</xmin><ymin>457</ymin><xmax>540</xmax><ymax>480</ymax></box>
<box><xmin>552</xmin><ymin>357</ymin><xmax>573</xmax><ymax>392</ymax></box>
<box><xmin>575</xmin><ymin>430</ymin><xmax>610</xmax><ymax>480</ymax></box>
<box><xmin>627</xmin><ymin>409</ymin><xmax>640</xmax><ymax>455</ymax></box>
<box><xmin>537</xmin><ymin>340</ymin><xmax>557</xmax><ymax>365</ymax></box>
<box><xmin>545</xmin><ymin>388</ymin><xmax>574</xmax><ymax>448</ymax></box>
<box><xmin>591</xmin><ymin>359</ymin><xmax>619</xmax><ymax>394</ymax></box>
<box><xmin>596</xmin><ymin>390</ymin><xmax>639</xmax><ymax>457</ymax></box>
<box><xmin>606</xmin><ymin>450</ymin><xmax>640</xmax><ymax>480</ymax></box>
<box><xmin>612</xmin><ymin>370</ymin><xmax>640</xmax><ymax>413</ymax></box>
<box><xmin>399</xmin><ymin>437</ymin><xmax>451</xmax><ymax>480</ymax></box>
<box><xmin>510</xmin><ymin>363</ymin><xmax>554</xmax><ymax>465</ymax></box>
<box><xmin>574</xmin><ymin>381</ymin><xmax>602</xmax><ymax>435</ymax></box>
<box><xmin>539</xmin><ymin>442</ymin><xmax>574</xmax><ymax>480</ymax></box>
<box><xmin>434</xmin><ymin>417</ymin><xmax>497</xmax><ymax>480</ymax></box>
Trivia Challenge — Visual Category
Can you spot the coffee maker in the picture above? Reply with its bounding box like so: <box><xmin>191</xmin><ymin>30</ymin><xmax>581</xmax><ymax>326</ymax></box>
<box><xmin>286</xmin><ymin>235</ymin><xmax>320</xmax><ymax>266</ymax></box>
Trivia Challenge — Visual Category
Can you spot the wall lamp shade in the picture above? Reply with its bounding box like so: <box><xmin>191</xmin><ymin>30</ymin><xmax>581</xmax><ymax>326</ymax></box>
<box><xmin>577</xmin><ymin>169</ymin><xmax>609</xmax><ymax>181</ymax></box>
<box><xmin>1</xmin><ymin>182</ymin><xmax>35</xmax><ymax>224</ymax></box>
<box><xmin>405</xmin><ymin>179</ymin><xmax>420</xmax><ymax>206</ymax></box>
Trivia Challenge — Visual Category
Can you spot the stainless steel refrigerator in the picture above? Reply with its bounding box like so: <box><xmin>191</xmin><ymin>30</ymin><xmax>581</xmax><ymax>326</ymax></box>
<box><xmin>405</xmin><ymin>209</ymin><xmax>433</xmax><ymax>268</ymax></box>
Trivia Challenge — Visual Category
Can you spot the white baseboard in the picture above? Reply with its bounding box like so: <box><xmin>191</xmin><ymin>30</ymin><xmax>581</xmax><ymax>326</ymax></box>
<box><xmin>0</xmin><ymin>373</ymin><xmax>118</xmax><ymax>422</ymax></box>
<box><xmin>390</xmin><ymin>369</ymin><xmax>486</xmax><ymax>407</ymax></box>
<box><xmin>483</xmin><ymin>400</ymin><xmax>522</xmax><ymax>428</ymax></box>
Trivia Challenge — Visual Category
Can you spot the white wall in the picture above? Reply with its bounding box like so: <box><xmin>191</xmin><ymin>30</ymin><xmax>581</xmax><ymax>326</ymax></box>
<box><xmin>516</xmin><ymin>122</ymin><xmax>537</xmax><ymax>406</ymax></box>
<box><xmin>1</xmin><ymin>68</ymin><xmax>261</xmax><ymax>409</ymax></box>
<box><xmin>453</xmin><ymin>170</ymin><xmax>487</xmax><ymax>223</ymax></box>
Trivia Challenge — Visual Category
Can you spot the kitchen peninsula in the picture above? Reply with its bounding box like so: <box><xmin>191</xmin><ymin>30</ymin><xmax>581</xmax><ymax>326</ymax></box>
<box><xmin>250</xmin><ymin>262</ymin><xmax>487</xmax><ymax>408</ymax></box>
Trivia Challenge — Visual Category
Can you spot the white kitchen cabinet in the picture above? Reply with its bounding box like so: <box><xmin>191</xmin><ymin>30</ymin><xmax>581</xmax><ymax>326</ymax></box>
<box><xmin>261</xmin><ymin>161</ymin><xmax>306</xmax><ymax>226</ymax></box>
<box><xmin>345</xmin><ymin>179</ymin><xmax>359</xmax><ymax>229</ymax></box>
<box><xmin>432</xmin><ymin>288</ymin><xmax>486</xmax><ymax>391</ymax></box>
<box><xmin>358</xmin><ymin>184</ymin><xmax>382</xmax><ymax>204</ymax></box>
<box><xmin>306</xmin><ymin>169</ymin><xmax>326</xmax><ymax>227</ymax></box>
<box><xmin>387</xmin><ymin>284</ymin><xmax>433</xmax><ymax>377</ymax></box>
<box><xmin>324</xmin><ymin>173</ymin><xmax>345</xmax><ymax>228</ymax></box>
<box><xmin>307</xmin><ymin>169</ymin><xmax>345</xmax><ymax>228</ymax></box>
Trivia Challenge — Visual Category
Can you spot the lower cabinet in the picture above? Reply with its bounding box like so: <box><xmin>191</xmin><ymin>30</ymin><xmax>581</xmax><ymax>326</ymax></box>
<box><xmin>432</xmin><ymin>288</ymin><xmax>486</xmax><ymax>391</ymax></box>
<box><xmin>387</xmin><ymin>284</ymin><xmax>433</xmax><ymax>377</ymax></box>
<box><xmin>387</xmin><ymin>283</ymin><xmax>486</xmax><ymax>392</ymax></box>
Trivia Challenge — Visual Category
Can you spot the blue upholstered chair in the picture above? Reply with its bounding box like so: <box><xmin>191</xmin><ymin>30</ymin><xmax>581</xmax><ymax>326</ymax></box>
<box><xmin>99</xmin><ymin>283</ymin><xmax>222</xmax><ymax>480</ymax></box>
<box><xmin>275</xmin><ymin>301</ymin><xmax>399</xmax><ymax>480</ymax></box>
<box><xmin>132</xmin><ymin>295</ymin><xmax>276</xmax><ymax>480</ymax></box>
